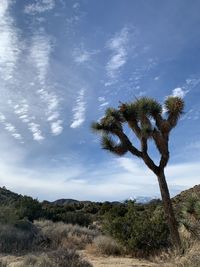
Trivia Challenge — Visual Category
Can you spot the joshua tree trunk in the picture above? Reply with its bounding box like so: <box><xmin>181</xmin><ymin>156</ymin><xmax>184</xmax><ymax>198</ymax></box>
<box><xmin>157</xmin><ymin>169</ymin><xmax>181</xmax><ymax>248</ymax></box>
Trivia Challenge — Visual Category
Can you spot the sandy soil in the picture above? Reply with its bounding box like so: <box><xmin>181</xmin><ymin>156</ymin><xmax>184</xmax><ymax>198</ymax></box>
<box><xmin>0</xmin><ymin>255</ymin><xmax>24</xmax><ymax>267</ymax></box>
<box><xmin>0</xmin><ymin>252</ymin><xmax>156</xmax><ymax>267</ymax></box>
<box><xmin>82</xmin><ymin>251</ymin><xmax>155</xmax><ymax>267</ymax></box>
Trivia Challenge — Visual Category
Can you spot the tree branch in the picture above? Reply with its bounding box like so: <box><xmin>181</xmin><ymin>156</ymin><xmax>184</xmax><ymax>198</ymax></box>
<box><xmin>128</xmin><ymin>120</ymin><xmax>141</xmax><ymax>139</ymax></box>
<box><xmin>114</xmin><ymin>130</ymin><xmax>142</xmax><ymax>158</ymax></box>
<box><xmin>159</xmin><ymin>152</ymin><xmax>170</xmax><ymax>169</ymax></box>
<box><xmin>140</xmin><ymin>137</ymin><xmax>159</xmax><ymax>175</ymax></box>
<box><xmin>141</xmin><ymin>137</ymin><xmax>147</xmax><ymax>153</ymax></box>
<box><xmin>101</xmin><ymin>134</ymin><xmax>128</xmax><ymax>156</ymax></box>
<box><xmin>142</xmin><ymin>152</ymin><xmax>159</xmax><ymax>175</ymax></box>
<box><xmin>152</xmin><ymin>129</ymin><xmax>169</xmax><ymax>169</ymax></box>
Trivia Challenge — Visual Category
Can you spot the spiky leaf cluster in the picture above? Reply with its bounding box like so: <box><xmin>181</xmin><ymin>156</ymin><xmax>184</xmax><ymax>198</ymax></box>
<box><xmin>101</xmin><ymin>135</ymin><xmax>128</xmax><ymax>155</ymax></box>
<box><xmin>164</xmin><ymin>97</ymin><xmax>184</xmax><ymax>129</ymax></box>
<box><xmin>91</xmin><ymin>96</ymin><xmax>184</xmax><ymax>164</ymax></box>
<box><xmin>91</xmin><ymin>108</ymin><xmax>123</xmax><ymax>134</ymax></box>
<box><xmin>165</xmin><ymin>97</ymin><xmax>184</xmax><ymax>115</ymax></box>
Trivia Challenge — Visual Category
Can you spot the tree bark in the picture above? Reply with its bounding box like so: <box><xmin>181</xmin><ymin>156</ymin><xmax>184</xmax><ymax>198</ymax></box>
<box><xmin>157</xmin><ymin>170</ymin><xmax>181</xmax><ymax>248</ymax></box>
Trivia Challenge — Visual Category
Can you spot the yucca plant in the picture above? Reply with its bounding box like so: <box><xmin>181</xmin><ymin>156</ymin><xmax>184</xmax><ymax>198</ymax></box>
<box><xmin>91</xmin><ymin>96</ymin><xmax>184</xmax><ymax>248</ymax></box>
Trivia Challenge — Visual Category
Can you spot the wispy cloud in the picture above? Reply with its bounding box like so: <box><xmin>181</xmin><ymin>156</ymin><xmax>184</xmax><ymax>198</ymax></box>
<box><xmin>70</xmin><ymin>89</ymin><xmax>86</xmax><ymax>129</ymax></box>
<box><xmin>172</xmin><ymin>87</ymin><xmax>187</xmax><ymax>98</ymax></box>
<box><xmin>98</xmin><ymin>96</ymin><xmax>109</xmax><ymax>110</ymax></box>
<box><xmin>162</xmin><ymin>76</ymin><xmax>200</xmax><ymax>116</ymax></box>
<box><xmin>73</xmin><ymin>3</ymin><xmax>80</xmax><ymax>9</ymax></box>
<box><xmin>103</xmin><ymin>26</ymin><xmax>158</xmax><ymax>97</ymax></box>
<box><xmin>9</xmin><ymin>99</ymin><xmax>47</xmax><ymax>142</ymax></box>
<box><xmin>13</xmin><ymin>100</ymin><xmax>30</xmax><ymax>122</ymax></box>
<box><xmin>0</xmin><ymin>0</ymin><xmax>21</xmax><ymax>81</ymax></box>
<box><xmin>167</xmin><ymin>76</ymin><xmax>200</xmax><ymax>120</ymax></box>
<box><xmin>0</xmin><ymin>112</ymin><xmax>23</xmax><ymax>141</ymax></box>
<box><xmin>51</xmin><ymin>120</ymin><xmax>63</xmax><ymax>135</ymax></box>
<box><xmin>73</xmin><ymin>49</ymin><xmax>91</xmax><ymax>64</ymax></box>
<box><xmin>171</xmin><ymin>76</ymin><xmax>200</xmax><ymax>99</ymax></box>
<box><xmin>24</xmin><ymin>0</ymin><xmax>55</xmax><ymax>15</ymax></box>
<box><xmin>0</xmin><ymin>6</ymin><xmax>64</xmax><ymax>143</ymax></box>
<box><xmin>28</xmin><ymin>122</ymin><xmax>44</xmax><ymax>141</ymax></box>
<box><xmin>106</xmin><ymin>27</ymin><xmax>129</xmax><ymax>79</ymax></box>
<box><xmin>73</xmin><ymin>45</ymin><xmax>99</xmax><ymax>64</ymax></box>
<box><xmin>181</xmin><ymin>107</ymin><xmax>200</xmax><ymax>121</ymax></box>
<box><xmin>30</xmin><ymin>32</ymin><xmax>52</xmax><ymax>84</ymax></box>
<box><xmin>30</xmin><ymin>31</ymin><xmax>63</xmax><ymax>136</ymax></box>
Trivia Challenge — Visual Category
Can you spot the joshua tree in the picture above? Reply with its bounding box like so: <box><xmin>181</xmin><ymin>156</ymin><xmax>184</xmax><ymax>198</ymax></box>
<box><xmin>91</xmin><ymin>96</ymin><xmax>184</xmax><ymax>247</ymax></box>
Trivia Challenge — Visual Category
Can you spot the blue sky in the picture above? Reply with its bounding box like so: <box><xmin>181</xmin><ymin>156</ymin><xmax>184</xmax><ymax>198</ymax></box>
<box><xmin>0</xmin><ymin>0</ymin><xmax>200</xmax><ymax>201</ymax></box>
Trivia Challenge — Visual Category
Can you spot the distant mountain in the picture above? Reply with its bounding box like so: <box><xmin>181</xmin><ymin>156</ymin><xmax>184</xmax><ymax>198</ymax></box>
<box><xmin>50</xmin><ymin>197</ymin><xmax>157</xmax><ymax>206</ymax></box>
<box><xmin>0</xmin><ymin>184</ymin><xmax>199</xmax><ymax>206</ymax></box>
<box><xmin>134</xmin><ymin>196</ymin><xmax>159</xmax><ymax>203</ymax></box>
<box><xmin>51</xmin><ymin>198</ymin><xmax>80</xmax><ymax>205</ymax></box>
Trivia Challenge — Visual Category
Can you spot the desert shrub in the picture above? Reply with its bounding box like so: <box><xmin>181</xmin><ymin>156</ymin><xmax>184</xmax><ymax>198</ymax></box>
<box><xmin>58</xmin><ymin>211</ymin><xmax>91</xmax><ymax>226</ymax></box>
<box><xmin>0</xmin><ymin>205</ymin><xmax>20</xmax><ymax>224</ymax></box>
<box><xmin>22</xmin><ymin>254</ymin><xmax>54</xmax><ymax>267</ymax></box>
<box><xmin>0</xmin><ymin>260</ymin><xmax>7</xmax><ymax>267</ymax></box>
<box><xmin>16</xmin><ymin>196</ymin><xmax>43</xmax><ymax>222</ymax></box>
<box><xmin>42</xmin><ymin>205</ymin><xmax>92</xmax><ymax>227</ymax></box>
<box><xmin>103</xmin><ymin>201</ymin><xmax>170</xmax><ymax>255</ymax></box>
<box><xmin>21</xmin><ymin>249</ymin><xmax>92</xmax><ymax>267</ymax></box>
<box><xmin>48</xmin><ymin>248</ymin><xmax>92</xmax><ymax>267</ymax></box>
<box><xmin>179</xmin><ymin>194</ymin><xmax>200</xmax><ymax>240</ymax></box>
<box><xmin>182</xmin><ymin>194</ymin><xmax>200</xmax><ymax>220</ymax></box>
<box><xmin>93</xmin><ymin>235</ymin><xmax>123</xmax><ymax>255</ymax></box>
<box><xmin>99</xmin><ymin>202</ymin><xmax>122</xmax><ymax>215</ymax></box>
<box><xmin>82</xmin><ymin>203</ymin><xmax>100</xmax><ymax>214</ymax></box>
<box><xmin>0</xmin><ymin>220</ymin><xmax>46</xmax><ymax>253</ymax></box>
<box><xmin>35</xmin><ymin>220</ymin><xmax>98</xmax><ymax>250</ymax></box>
<box><xmin>0</xmin><ymin>197</ymin><xmax>44</xmax><ymax>225</ymax></box>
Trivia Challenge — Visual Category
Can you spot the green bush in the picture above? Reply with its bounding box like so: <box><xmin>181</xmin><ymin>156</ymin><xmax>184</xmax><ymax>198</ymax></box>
<box><xmin>42</xmin><ymin>204</ymin><xmax>92</xmax><ymax>227</ymax></box>
<box><xmin>16</xmin><ymin>196</ymin><xmax>43</xmax><ymax>222</ymax></box>
<box><xmin>183</xmin><ymin>194</ymin><xmax>200</xmax><ymax>220</ymax></box>
<box><xmin>103</xmin><ymin>201</ymin><xmax>170</xmax><ymax>255</ymax></box>
<box><xmin>0</xmin><ymin>205</ymin><xmax>19</xmax><ymax>224</ymax></box>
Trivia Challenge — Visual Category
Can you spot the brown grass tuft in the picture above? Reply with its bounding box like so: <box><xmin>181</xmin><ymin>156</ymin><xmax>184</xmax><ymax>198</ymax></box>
<box><xmin>92</xmin><ymin>235</ymin><xmax>123</xmax><ymax>256</ymax></box>
<box><xmin>35</xmin><ymin>220</ymin><xmax>99</xmax><ymax>250</ymax></box>
<box><xmin>20</xmin><ymin>249</ymin><xmax>92</xmax><ymax>267</ymax></box>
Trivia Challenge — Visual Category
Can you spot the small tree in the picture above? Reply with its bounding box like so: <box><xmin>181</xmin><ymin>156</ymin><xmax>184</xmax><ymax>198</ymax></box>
<box><xmin>91</xmin><ymin>96</ymin><xmax>184</xmax><ymax>247</ymax></box>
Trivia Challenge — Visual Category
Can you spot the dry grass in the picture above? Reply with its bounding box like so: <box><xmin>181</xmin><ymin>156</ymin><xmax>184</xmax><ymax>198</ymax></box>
<box><xmin>0</xmin><ymin>260</ymin><xmax>7</xmax><ymax>267</ymax></box>
<box><xmin>152</xmin><ymin>241</ymin><xmax>200</xmax><ymax>267</ymax></box>
<box><xmin>21</xmin><ymin>253</ymin><xmax>53</xmax><ymax>267</ymax></box>
<box><xmin>90</xmin><ymin>235</ymin><xmax>124</xmax><ymax>256</ymax></box>
<box><xmin>35</xmin><ymin>220</ymin><xmax>99</xmax><ymax>250</ymax></box>
<box><xmin>19</xmin><ymin>249</ymin><xmax>93</xmax><ymax>267</ymax></box>
<box><xmin>152</xmin><ymin>225</ymin><xmax>200</xmax><ymax>267</ymax></box>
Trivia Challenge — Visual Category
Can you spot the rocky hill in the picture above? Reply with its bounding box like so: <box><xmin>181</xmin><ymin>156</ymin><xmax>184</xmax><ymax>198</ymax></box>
<box><xmin>173</xmin><ymin>184</ymin><xmax>200</xmax><ymax>204</ymax></box>
<box><xmin>0</xmin><ymin>186</ymin><xmax>21</xmax><ymax>204</ymax></box>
